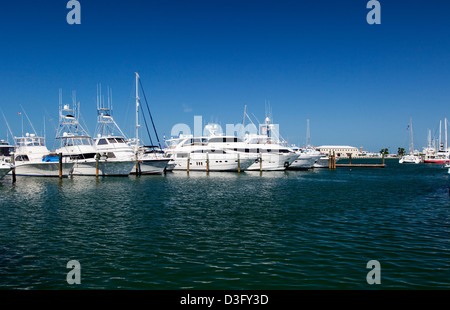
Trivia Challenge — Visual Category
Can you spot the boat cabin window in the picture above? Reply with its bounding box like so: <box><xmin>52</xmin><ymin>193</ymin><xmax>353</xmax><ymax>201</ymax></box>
<box><xmin>97</xmin><ymin>139</ymin><xmax>108</xmax><ymax>145</ymax></box>
<box><xmin>15</xmin><ymin>155</ymin><xmax>30</xmax><ymax>162</ymax></box>
<box><xmin>115</xmin><ymin>138</ymin><xmax>125</xmax><ymax>143</ymax></box>
<box><xmin>107</xmin><ymin>138</ymin><xmax>117</xmax><ymax>143</ymax></box>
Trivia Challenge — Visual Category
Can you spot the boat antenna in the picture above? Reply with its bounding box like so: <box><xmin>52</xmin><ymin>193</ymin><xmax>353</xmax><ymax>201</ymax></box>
<box><xmin>1</xmin><ymin>110</ymin><xmax>14</xmax><ymax>140</ymax></box>
<box><xmin>20</xmin><ymin>104</ymin><xmax>37</xmax><ymax>135</ymax></box>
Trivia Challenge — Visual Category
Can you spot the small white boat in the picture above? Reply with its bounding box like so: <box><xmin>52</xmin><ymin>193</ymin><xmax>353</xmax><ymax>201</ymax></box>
<box><xmin>400</xmin><ymin>118</ymin><xmax>422</xmax><ymax>164</ymax></box>
<box><xmin>399</xmin><ymin>154</ymin><xmax>422</xmax><ymax>164</ymax></box>
<box><xmin>0</xmin><ymin>158</ymin><xmax>14</xmax><ymax>179</ymax></box>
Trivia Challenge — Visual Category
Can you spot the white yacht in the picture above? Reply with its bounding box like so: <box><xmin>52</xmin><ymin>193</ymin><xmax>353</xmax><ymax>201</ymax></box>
<box><xmin>54</xmin><ymin>95</ymin><xmax>133</xmax><ymax>176</ymax></box>
<box><xmin>288</xmin><ymin>146</ymin><xmax>322</xmax><ymax>170</ymax></box>
<box><xmin>205</xmin><ymin>117</ymin><xmax>298</xmax><ymax>171</ymax></box>
<box><xmin>165</xmin><ymin>135</ymin><xmax>257</xmax><ymax>171</ymax></box>
<box><xmin>11</xmin><ymin>134</ymin><xmax>74</xmax><ymax>177</ymax></box>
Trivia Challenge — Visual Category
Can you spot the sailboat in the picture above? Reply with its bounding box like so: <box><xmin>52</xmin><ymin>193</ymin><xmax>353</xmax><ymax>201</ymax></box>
<box><xmin>423</xmin><ymin>119</ymin><xmax>450</xmax><ymax>164</ymax></box>
<box><xmin>130</xmin><ymin>73</ymin><xmax>170</xmax><ymax>174</ymax></box>
<box><xmin>399</xmin><ymin>118</ymin><xmax>422</xmax><ymax>164</ymax></box>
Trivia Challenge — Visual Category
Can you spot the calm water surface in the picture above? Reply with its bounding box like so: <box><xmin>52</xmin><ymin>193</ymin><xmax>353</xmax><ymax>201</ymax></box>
<box><xmin>1</xmin><ymin>159</ymin><xmax>449</xmax><ymax>289</ymax></box>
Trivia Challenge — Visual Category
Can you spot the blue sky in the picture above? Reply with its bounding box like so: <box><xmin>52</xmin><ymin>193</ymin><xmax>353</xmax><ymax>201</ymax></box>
<box><xmin>0</xmin><ymin>0</ymin><xmax>449</xmax><ymax>152</ymax></box>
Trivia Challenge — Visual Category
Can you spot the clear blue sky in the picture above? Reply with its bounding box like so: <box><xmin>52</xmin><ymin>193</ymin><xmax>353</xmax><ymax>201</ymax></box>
<box><xmin>1</xmin><ymin>0</ymin><xmax>449</xmax><ymax>152</ymax></box>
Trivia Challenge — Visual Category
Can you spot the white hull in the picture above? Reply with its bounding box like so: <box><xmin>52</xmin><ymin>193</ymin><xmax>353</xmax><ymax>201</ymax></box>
<box><xmin>0</xmin><ymin>167</ymin><xmax>12</xmax><ymax>179</ymax></box>
<box><xmin>313</xmin><ymin>156</ymin><xmax>339</xmax><ymax>168</ymax></box>
<box><xmin>133</xmin><ymin>158</ymin><xmax>171</xmax><ymax>175</ymax></box>
<box><xmin>71</xmin><ymin>160</ymin><xmax>135</xmax><ymax>176</ymax></box>
<box><xmin>246</xmin><ymin>153</ymin><xmax>297</xmax><ymax>171</ymax></box>
<box><xmin>288</xmin><ymin>154</ymin><xmax>321</xmax><ymax>170</ymax></box>
<box><xmin>11</xmin><ymin>162</ymin><xmax>74</xmax><ymax>177</ymax></box>
<box><xmin>171</xmin><ymin>154</ymin><xmax>255</xmax><ymax>171</ymax></box>
<box><xmin>399</xmin><ymin>155</ymin><xmax>421</xmax><ymax>164</ymax></box>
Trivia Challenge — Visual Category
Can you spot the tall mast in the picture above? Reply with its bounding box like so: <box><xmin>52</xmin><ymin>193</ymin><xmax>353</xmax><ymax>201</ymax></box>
<box><xmin>135</xmin><ymin>72</ymin><xmax>140</xmax><ymax>151</ymax></box>
<box><xmin>439</xmin><ymin>120</ymin><xmax>442</xmax><ymax>150</ymax></box>
<box><xmin>444</xmin><ymin>118</ymin><xmax>447</xmax><ymax>152</ymax></box>
<box><xmin>306</xmin><ymin>119</ymin><xmax>311</xmax><ymax>147</ymax></box>
<box><xmin>410</xmin><ymin>117</ymin><xmax>414</xmax><ymax>154</ymax></box>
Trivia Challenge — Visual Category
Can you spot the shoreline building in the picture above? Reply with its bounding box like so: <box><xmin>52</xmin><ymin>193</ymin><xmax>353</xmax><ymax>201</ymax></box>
<box><xmin>317</xmin><ymin>145</ymin><xmax>359</xmax><ymax>158</ymax></box>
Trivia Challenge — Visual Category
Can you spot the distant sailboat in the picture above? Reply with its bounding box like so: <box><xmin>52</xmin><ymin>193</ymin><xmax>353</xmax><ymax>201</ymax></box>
<box><xmin>399</xmin><ymin>118</ymin><xmax>422</xmax><ymax>164</ymax></box>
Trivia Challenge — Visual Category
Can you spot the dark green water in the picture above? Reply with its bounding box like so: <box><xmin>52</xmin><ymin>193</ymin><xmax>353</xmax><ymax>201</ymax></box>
<box><xmin>1</xmin><ymin>159</ymin><xmax>449</xmax><ymax>289</ymax></box>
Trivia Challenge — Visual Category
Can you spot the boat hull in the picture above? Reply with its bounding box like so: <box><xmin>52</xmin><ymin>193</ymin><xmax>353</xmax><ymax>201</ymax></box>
<box><xmin>132</xmin><ymin>159</ymin><xmax>171</xmax><ymax>175</ymax></box>
<box><xmin>246</xmin><ymin>153</ymin><xmax>297</xmax><ymax>171</ymax></box>
<box><xmin>11</xmin><ymin>162</ymin><xmax>74</xmax><ymax>177</ymax></box>
<box><xmin>171</xmin><ymin>154</ymin><xmax>255</xmax><ymax>171</ymax></box>
<box><xmin>288</xmin><ymin>154</ymin><xmax>321</xmax><ymax>170</ymax></box>
<box><xmin>0</xmin><ymin>167</ymin><xmax>12</xmax><ymax>179</ymax></box>
<box><xmin>71</xmin><ymin>160</ymin><xmax>135</xmax><ymax>176</ymax></box>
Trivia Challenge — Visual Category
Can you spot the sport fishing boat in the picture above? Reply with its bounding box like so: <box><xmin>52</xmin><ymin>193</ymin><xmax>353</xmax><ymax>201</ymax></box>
<box><xmin>55</xmin><ymin>92</ymin><xmax>133</xmax><ymax>176</ymax></box>
<box><xmin>11</xmin><ymin>133</ymin><xmax>74</xmax><ymax>177</ymax></box>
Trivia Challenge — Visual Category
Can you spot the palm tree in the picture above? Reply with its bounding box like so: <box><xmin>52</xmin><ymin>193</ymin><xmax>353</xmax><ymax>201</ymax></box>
<box><xmin>397</xmin><ymin>147</ymin><xmax>405</xmax><ymax>157</ymax></box>
<box><xmin>379</xmin><ymin>148</ymin><xmax>389</xmax><ymax>155</ymax></box>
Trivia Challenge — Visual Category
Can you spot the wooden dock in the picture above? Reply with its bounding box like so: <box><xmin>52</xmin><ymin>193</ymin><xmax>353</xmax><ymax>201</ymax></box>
<box><xmin>328</xmin><ymin>152</ymin><xmax>386</xmax><ymax>169</ymax></box>
<box><xmin>335</xmin><ymin>164</ymin><xmax>385</xmax><ymax>168</ymax></box>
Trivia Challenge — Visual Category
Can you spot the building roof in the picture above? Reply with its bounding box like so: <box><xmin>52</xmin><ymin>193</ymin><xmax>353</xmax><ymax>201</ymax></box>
<box><xmin>318</xmin><ymin>145</ymin><xmax>358</xmax><ymax>149</ymax></box>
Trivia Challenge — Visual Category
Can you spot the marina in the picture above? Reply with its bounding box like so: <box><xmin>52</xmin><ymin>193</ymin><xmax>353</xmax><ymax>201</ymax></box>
<box><xmin>1</xmin><ymin>1</ymin><xmax>450</xmax><ymax>297</ymax></box>
<box><xmin>1</xmin><ymin>158</ymin><xmax>449</xmax><ymax>289</ymax></box>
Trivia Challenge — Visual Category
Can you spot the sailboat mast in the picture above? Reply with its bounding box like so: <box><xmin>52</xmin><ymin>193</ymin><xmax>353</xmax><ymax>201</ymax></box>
<box><xmin>439</xmin><ymin>120</ymin><xmax>442</xmax><ymax>150</ymax></box>
<box><xmin>445</xmin><ymin>117</ymin><xmax>448</xmax><ymax>152</ymax></box>
<box><xmin>410</xmin><ymin>118</ymin><xmax>414</xmax><ymax>154</ymax></box>
<box><xmin>306</xmin><ymin>119</ymin><xmax>311</xmax><ymax>147</ymax></box>
<box><xmin>135</xmin><ymin>72</ymin><xmax>140</xmax><ymax>151</ymax></box>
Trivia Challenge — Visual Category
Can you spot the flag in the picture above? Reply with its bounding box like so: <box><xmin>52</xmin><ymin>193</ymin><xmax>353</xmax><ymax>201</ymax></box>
<box><xmin>406</xmin><ymin>125</ymin><xmax>409</xmax><ymax>130</ymax></box>
<box><xmin>17</xmin><ymin>112</ymin><xmax>21</xmax><ymax>115</ymax></box>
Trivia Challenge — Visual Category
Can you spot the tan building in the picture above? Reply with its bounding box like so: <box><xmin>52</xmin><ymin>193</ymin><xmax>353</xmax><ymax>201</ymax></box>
<box><xmin>317</xmin><ymin>145</ymin><xmax>359</xmax><ymax>158</ymax></box>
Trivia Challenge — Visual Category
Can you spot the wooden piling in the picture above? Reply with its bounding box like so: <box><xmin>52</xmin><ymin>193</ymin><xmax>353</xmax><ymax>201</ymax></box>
<box><xmin>187</xmin><ymin>153</ymin><xmax>190</xmax><ymax>173</ymax></box>
<box><xmin>237</xmin><ymin>153</ymin><xmax>240</xmax><ymax>173</ymax></box>
<box><xmin>95</xmin><ymin>153</ymin><xmax>99</xmax><ymax>177</ymax></box>
<box><xmin>259</xmin><ymin>153</ymin><xmax>262</xmax><ymax>172</ymax></box>
<box><xmin>58</xmin><ymin>153</ymin><xmax>63</xmax><ymax>178</ymax></box>
<box><xmin>135</xmin><ymin>152</ymin><xmax>139</xmax><ymax>175</ymax></box>
<box><xmin>11</xmin><ymin>153</ymin><xmax>16</xmax><ymax>183</ymax></box>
